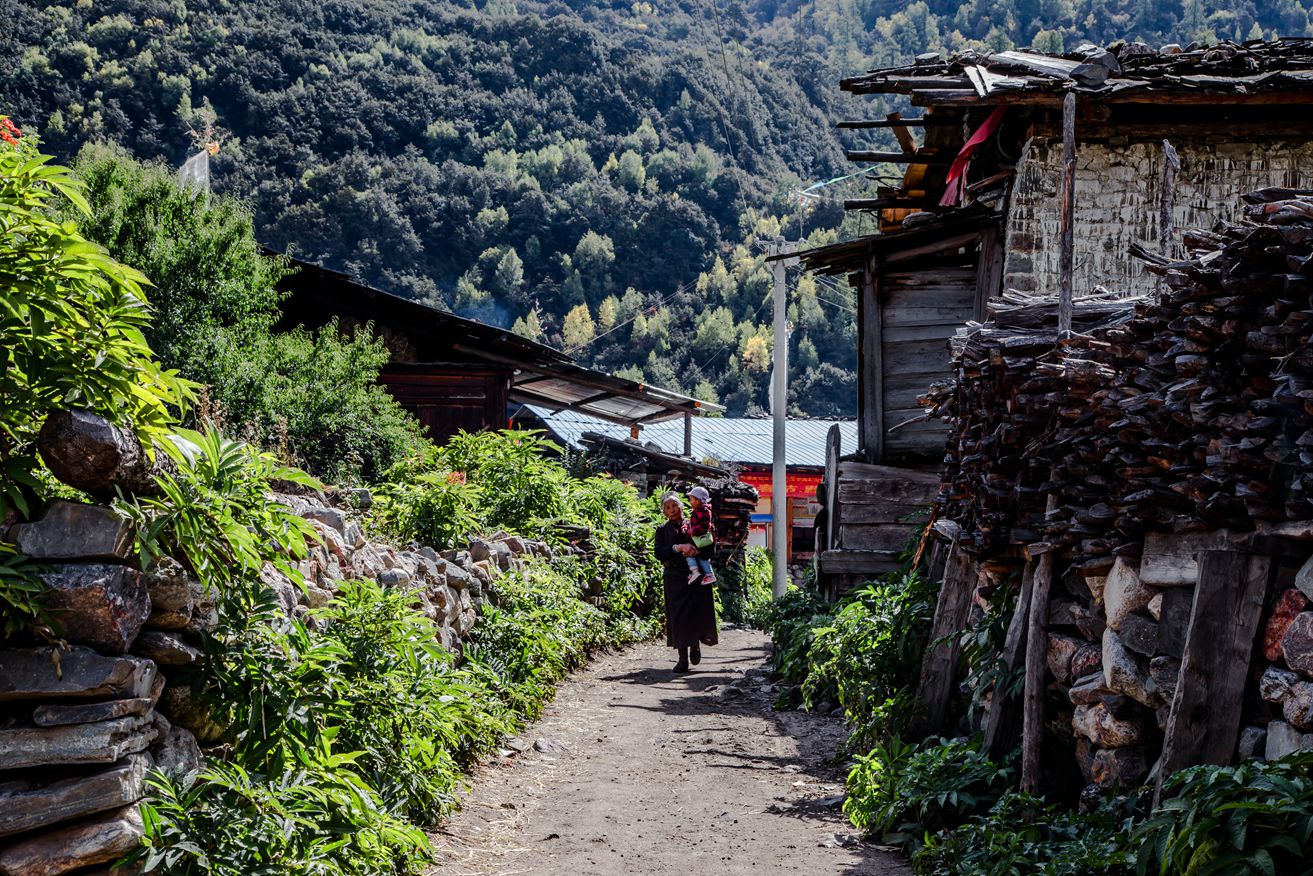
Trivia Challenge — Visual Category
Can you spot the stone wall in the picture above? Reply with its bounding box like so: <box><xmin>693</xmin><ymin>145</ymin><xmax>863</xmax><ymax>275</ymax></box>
<box><xmin>0</xmin><ymin>414</ymin><xmax>552</xmax><ymax>875</ymax></box>
<box><xmin>1003</xmin><ymin>138</ymin><xmax>1313</xmax><ymax>297</ymax></box>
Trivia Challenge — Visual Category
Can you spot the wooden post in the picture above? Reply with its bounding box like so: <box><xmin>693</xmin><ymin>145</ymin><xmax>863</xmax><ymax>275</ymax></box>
<box><xmin>1057</xmin><ymin>91</ymin><xmax>1077</xmax><ymax>339</ymax></box>
<box><xmin>1021</xmin><ymin>496</ymin><xmax>1059</xmax><ymax>795</ymax></box>
<box><xmin>683</xmin><ymin>412</ymin><xmax>693</xmax><ymax>458</ymax></box>
<box><xmin>1159</xmin><ymin>139</ymin><xmax>1180</xmax><ymax>258</ymax></box>
<box><xmin>983</xmin><ymin>558</ymin><xmax>1036</xmax><ymax>758</ymax></box>
<box><xmin>912</xmin><ymin>536</ymin><xmax>977</xmax><ymax>737</ymax></box>
<box><xmin>859</xmin><ymin>258</ymin><xmax>884</xmax><ymax>464</ymax></box>
<box><xmin>1156</xmin><ymin>550</ymin><xmax>1273</xmax><ymax>801</ymax></box>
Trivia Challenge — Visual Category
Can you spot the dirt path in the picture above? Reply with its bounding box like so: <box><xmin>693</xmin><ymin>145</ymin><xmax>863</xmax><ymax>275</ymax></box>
<box><xmin>429</xmin><ymin>627</ymin><xmax>912</xmax><ymax>876</ymax></box>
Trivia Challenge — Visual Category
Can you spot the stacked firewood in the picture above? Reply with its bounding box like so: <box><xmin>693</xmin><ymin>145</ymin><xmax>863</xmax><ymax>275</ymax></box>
<box><xmin>921</xmin><ymin>186</ymin><xmax>1313</xmax><ymax>789</ymax></box>
<box><xmin>925</xmin><ymin>188</ymin><xmax>1313</xmax><ymax>555</ymax></box>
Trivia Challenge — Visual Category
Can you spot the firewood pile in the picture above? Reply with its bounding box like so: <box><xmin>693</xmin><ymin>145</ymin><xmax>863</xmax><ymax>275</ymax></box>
<box><xmin>918</xmin><ymin>186</ymin><xmax>1313</xmax><ymax>792</ymax></box>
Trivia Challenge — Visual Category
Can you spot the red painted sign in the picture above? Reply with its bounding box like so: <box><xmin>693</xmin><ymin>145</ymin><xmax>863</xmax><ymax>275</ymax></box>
<box><xmin>738</xmin><ymin>469</ymin><xmax>823</xmax><ymax>500</ymax></box>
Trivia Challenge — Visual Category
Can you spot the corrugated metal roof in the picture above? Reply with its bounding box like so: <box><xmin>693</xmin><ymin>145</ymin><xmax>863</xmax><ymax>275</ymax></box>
<box><xmin>522</xmin><ymin>406</ymin><xmax>858</xmax><ymax>467</ymax></box>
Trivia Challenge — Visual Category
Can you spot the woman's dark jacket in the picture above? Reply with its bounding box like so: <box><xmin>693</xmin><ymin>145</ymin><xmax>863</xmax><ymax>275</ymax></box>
<box><xmin>654</xmin><ymin>518</ymin><xmax>719</xmax><ymax>649</ymax></box>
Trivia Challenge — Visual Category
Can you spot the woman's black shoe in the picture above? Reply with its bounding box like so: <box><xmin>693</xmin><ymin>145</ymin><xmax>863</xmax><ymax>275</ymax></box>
<box><xmin>690</xmin><ymin>644</ymin><xmax>702</xmax><ymax>665</ymax></box>
<box><xmin>674</xmin><ymin>647</ymin><xmax>690</xmax><ymax>673</ymax></box>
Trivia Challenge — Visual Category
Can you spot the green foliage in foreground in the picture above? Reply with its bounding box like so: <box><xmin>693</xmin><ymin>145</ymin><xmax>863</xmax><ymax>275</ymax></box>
<box><xmin>1133</xmin><ymin>751</ymin><xmax>1313</xmax><ymax>876</ymax></box>
<box><xmin>122</xmin><ymin>427</ymin><xmax>663</xmax><ymax>875</ymax></box>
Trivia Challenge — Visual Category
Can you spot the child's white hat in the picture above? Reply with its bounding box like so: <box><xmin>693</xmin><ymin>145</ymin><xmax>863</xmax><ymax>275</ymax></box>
<box><xmin>687</xmin><ymin>486</ymin><xmax>710</xmax><ymax>502</ymax></box>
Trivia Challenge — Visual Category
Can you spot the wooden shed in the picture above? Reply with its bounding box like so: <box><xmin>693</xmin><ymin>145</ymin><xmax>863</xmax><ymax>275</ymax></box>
<box><xmin>272</xmin><ymin>254</ymin><xmax>721</xmax><ymax>443</ymax></box>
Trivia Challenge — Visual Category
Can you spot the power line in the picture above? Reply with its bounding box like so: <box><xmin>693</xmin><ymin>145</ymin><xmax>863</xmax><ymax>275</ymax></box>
<box><xmin>564</xmin><ymin>278</ymin><xmax>697</xmax><ymax>355</ymax></box>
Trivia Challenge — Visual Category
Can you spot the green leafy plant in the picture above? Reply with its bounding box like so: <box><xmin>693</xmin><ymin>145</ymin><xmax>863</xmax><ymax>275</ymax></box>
<box><xmin>1133</xmin><ymin>751</ymin><xmax>1313</xmax><ymax>876</ymax></box>
<box><xmin>913</xmin><ymin>790</ymin><xmax>1137</xmax><ymax>876</ymax></box>
<box><xmin>803</xmin><ymin>571</ymin><xmax>937</xmax><ymax>748</ymax></box>
<box><xmin>0</xmin><ymin>543</ymin><xmax>49</xmax><ymax>639</ymax></box>
<box><xmin>844</xmin><ymin>735</ymin><xmax>1015</xmax><ymax>848</ymax></box>
<box><xmin>133</xmin><ymin>756</ymin><xmax>431</xmax><ymax>876</ymax></box>
<box><xmin>0</xmin><ymin>131</ymin><xmax>194</xmax><ymax>517</ymax></box>
<box><xmin>716</xmin><ymin>546</ymin><xmax>773</xmax><ymax>627</ymax></box>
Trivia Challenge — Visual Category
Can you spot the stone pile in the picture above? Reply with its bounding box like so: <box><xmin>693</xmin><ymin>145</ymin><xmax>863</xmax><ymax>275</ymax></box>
<box><xmin>0</xmin><ymin>501</ymin><xmax>201</xmax><ymax>876</ymax></box>
<box><xmin>919</xmin><ymin>186</ymin><xmax>1313</xmax><ymax>791</ymax></box>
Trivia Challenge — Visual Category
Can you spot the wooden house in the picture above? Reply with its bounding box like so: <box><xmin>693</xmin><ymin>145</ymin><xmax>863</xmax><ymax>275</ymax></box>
<box><xmin>272</xmin><ymin>254</ymin><xmax>721</xmax><ymax>443</ymax></box>
<box><xmin>793</xmin><ymin>39</ymin><xmax>1313</xmax><ymax>596</ymax></box>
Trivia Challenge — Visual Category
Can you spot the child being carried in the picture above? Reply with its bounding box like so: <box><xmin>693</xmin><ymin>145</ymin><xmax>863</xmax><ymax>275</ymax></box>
<box><xmin>683</xmin><ymin>486</ymin><xmax>717</xmax><ymax>586</ymax></box>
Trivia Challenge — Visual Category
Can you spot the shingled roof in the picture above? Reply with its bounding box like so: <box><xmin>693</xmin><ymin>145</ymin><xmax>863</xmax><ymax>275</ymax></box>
<box><xmin>842</xmin><ymin>38</ymin><xmax>1313</xmax><ymax>106</ymax></box>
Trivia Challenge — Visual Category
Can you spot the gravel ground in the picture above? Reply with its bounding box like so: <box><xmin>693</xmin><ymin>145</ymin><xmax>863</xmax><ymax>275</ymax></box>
<box><xmin>428</xmin><ymin>626</ymin><xmax>912</xmax><ymax>876</ymax></box>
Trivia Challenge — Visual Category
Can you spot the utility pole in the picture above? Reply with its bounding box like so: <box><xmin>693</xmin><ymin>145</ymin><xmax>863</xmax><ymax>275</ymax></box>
<box><xmin>768</xmin><ymin>237</ymin><xmax>799</xmax><ymax>599</ymax></box>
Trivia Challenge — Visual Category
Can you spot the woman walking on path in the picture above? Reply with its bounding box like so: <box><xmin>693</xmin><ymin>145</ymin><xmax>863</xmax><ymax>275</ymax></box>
<box><xmin>653</xmin><ymin>492</ymin><xmax>719</xmax><ymax>672</ymax></box>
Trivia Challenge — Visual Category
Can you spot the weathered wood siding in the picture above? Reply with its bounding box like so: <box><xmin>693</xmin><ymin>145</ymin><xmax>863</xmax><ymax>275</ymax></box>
<box><xmin>880</xmin><ymin>266</ymin><xmax>976</xmax><ymax>457</ymax></box>
<box><xmin>379</xmin><ymin>366</ymin><xmax>510</xmax><ymax>444</ymax></box>
<box><xmin>1004</xmin><ymin>137</ymin><xmax>1313</xmax><ymax>298</ymax></box>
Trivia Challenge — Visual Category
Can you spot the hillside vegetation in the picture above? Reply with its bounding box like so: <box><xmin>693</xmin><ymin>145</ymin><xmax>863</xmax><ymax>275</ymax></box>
<box><xmin>3</xmin><ymin>0</ymin><xmax>1310</xmax><ymax>416</ymax></box>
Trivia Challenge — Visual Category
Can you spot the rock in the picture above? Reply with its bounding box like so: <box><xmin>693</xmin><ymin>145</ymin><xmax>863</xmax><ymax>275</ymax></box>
<box><xmin>1296</xmin><ymin>553</ymin><xmax>1313</xmax><ymax>601</ymax></box>
<box><xmin>1156</xmin><ymin>588</ymin><xmax>1193</xmax><ymax>660</ymax></box>
<box><xmin>1104</xmin><ymin>557</ymin><xmax>1153</xmax><ymax>631</ymax></box>
<box><xmin>1265</xmin><ymin>589</ymin><xmax>1310</xmax><ymax>662</ymax></box>
<box><xmin>131</xmin><ymin>631</ymin><xmax>202</xmax><ymax>666</ymax></box>
<box><xmin>0</xmin><ymin>647</ymin><xmax>157</xmax><ymax>703</ymax></box>
<box><xmin>1284</xmin><ymin>681</ymin><xmax>1313</xmax><ymax>731</ymax></box>
<box><xmin>1147</xmin><ymin>593</ymin><xmax>1163</xmax><ymax>621</ymax></box>
<box><xmin>1261</xmin><ymin>666</ymin><xmax>1301</xmax><ymax>704</ymax></box>
<box><xmin>351</xmin><ymin>544</ymin><xmax>387</xmax><ymax>580</ymax></box>
<box><xmin>1070</xmin><ymin>603</ymin><xmax>1106</xmax><ymax>641</ymax></box>
<box><xmin>488</xmin><ymin>541</ymin><xmax>513</xmax><ymax>571</ymax></box>
<box><xmin>1156</xmin><ymin>705</ymin><xmax>1170</xmax><ymax>731</ymax></box>
<box><xmin>33</xmin><ymin>697</ymin><xmax>151</xmax><ymax>727</ymax></box>
<box><xmin>1073</xmin><ymin>701</ymin><xmax>1149</xmax><ymax>747</ymax></box>
<box><xmin>141</xmin><ymin>557</ymin><xmax>194</xmax><ymax>630</ymax></box>
<box><xmin>1090</xmin><ymin>747</ymin><xmax>1148</xmax><ymax>789</ymax></box>
<box><xmin>303</xmin><ymin>584</ymin><xmax>333</xmax><ymax>609</ymax></box>
<box><xmin>472</xmin><ymin>561</ymin><xmax>495</xmax><ymax>585</ymax></box>
<box><xmin>36</xmin><ymin>408</ymin><xmax>169</xmax><ymax>499</ymax></box>
<box><xmin>0</xmin><ymin>716</ymin><xmax>156</xmax><ymax>770</ymax></box>
<box><xmin>444</xmin><ymin>561</ymin><xmax>473</xmax><ymax>591</ymax></box>
<box><xmin>150</xmin><ymin>725</ymin><xmax>201</xmax><ymax>779</ymax></box>
<box><xmin>1103</xmin><ymin>629</ymin><xmax>1158</xmax><ymax>707</ymax></box>
<box><xmin>468</xmin><ymin>539</ymin><xmax>492</xmax><ymax>562</ymax></box>
<box><xmin>1238</xmin><ymin>726</ymin><xmax>1268</xmax><ymax>760</ymax></box>
<box><xmin>1085</xmin><ymin>574</ymin><xmax>1107</xmax><ymax>606</ymax></box>
<box><xmin>260</xmin><ymin>563</ymin><xmax>300</xmax><ymax>616</ymax></box>
<box><xmin>378</xmin><ymin>568</ymin><xmax>412</xmax><ymax>589</ymax></box>
<box><xmin>533</xmin><ymin>736</ymin><xmax>564</xmax><ymax>753</ymax></box>
<box><xmin>455</xmin><ymin>608</ymin><xmax>477</xmax><ymax>637</ymax></box>
<box><xmin>1046</xmin><ymin>635</ymin><xmax>1083</xmax><ymax>685</ymax></box>
<box><xmin>1071</xmin><ymin>642</ymin><xmax>1103</xmax><ymax>679</ymax></box>
<box><xmin>500</xmin><ymin>535</ymin><xmax>527</xmax><ymax>555</ymax></box>
<box><xmin>1283</xmin><ymin>612</ymin><xmax>1313</xmax><ymax>677</ymax></box>
<box><xmin>1118</xmin><ymin>613</ymin><xmax>1159</xmax><ymax>657</ymax></box>
<box><xmin>41</xmin><ymin>564</ymin><xmax>149</xmax><ymax>654</ymax></box>
<box><xmin>1068</xmin><ymin>672</ymin><xmax>1111</xmax><ymax>705</ymax></box>
<box><xmin>302</xmin><ymin>505</ymin><xmax>347</xmax><ymax>536</ymax></box>
<box><xmin>10</xmin><ymin>501</ymin><xmax>133</xmax><ymax>562</ymax></box>
<box><xmin>184</xmin><ymin>586</ymin><xmax>218</xmax><ymax>635</ymax></box>
<box><xmin>1075</xmin><ymin>736</ymin><xmax>1098</xmax><ymax>783</ymax></box>
<box><xmin>349</xmin><ymin>488</ymin><xmax>372</xmax><ymax>510</ymax></box>
<box><xmin>158</xmin><ymin>685</ymin><xmax>225</xmax><ymax>745</ymax></box>
<box><xmin>1266</xmin><ymin>720</ymin><xmax>1307</xmax><ymax>761</ymax></box>
<box><xmin>0</xmin><ymin>754</ymin><xmax>151</xmax><ymax>838</ymax></box>
<box><xmin>0</xmin><ymin>803</ymin><xmax>144</xmax><ymax>876</ymax></box>
<box><xmin>344</xmin><ymin>522</ymin><xmax>366</xmax><ymax>550</ymax></box>
<box><xmin>1148</xmin><ymin>656</ymin><xmax>1181</xmax><ymax>706</ymax></box>
<box><xmin>430</xmin><ymin>585</ymin><xmax>460</xmax><ymax>625</ymax></box>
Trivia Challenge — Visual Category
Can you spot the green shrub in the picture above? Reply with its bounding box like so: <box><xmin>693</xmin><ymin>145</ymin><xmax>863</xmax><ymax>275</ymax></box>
<box><xmin>803</xmin><ymin>571</ymin><xmax>936</xmax><ymax>748</ymax></box>
<box><xmin>762</xmin><ymin>586</ymin><xmax>835</xmax><ymax>686</ymax></box>
<box><xmin>133</xmin><ymin>757</ymin><xmax>431</xmax><ymax>876</ymax></box>
<box><xmin>311</xmin><ymin>578</ymin><xmax>511</xmax><ymax>824</ymax></box>
<box><xmin>717</xmin><ymin>547</ymin><xmax>772</xmax><ymax>627</ymax></box>
<box><xmin>69</xmin><ymin>146</ymin><xmax>426</xmax><ymax>483</ymax></box>
<box><xmin>913</xmin><ymin>790</ymin><xmax>1137</xmax><ymax>876</ymax></box>
<box><xmin>441</xmin><ymin>429</ymin><xmax>570</xmax><ymax>533</ymax></box>
<box><xmin>1133</xmin><ymin>751</ymin><xmax>1313</xmax><ymax>876</ymax></box>
<box><xmin>844</xmin><ymin>735</ymin><xmax>1014</xmax><ymax>847</ymax></box>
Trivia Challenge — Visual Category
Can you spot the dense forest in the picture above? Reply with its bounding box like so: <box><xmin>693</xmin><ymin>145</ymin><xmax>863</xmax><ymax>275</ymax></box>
<box><xmin>3</xmin><ymin>0</ymin><xmax>1311</xmax><ymax>417</ymax></box>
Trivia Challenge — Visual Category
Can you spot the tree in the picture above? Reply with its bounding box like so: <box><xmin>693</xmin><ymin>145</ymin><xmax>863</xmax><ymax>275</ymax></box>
<box><xmin>561</xmin><ymin>303</ymin><xmax>596</xmax><ymax>351</ymax></box>
<box><xmin>615</xmin><ymin>150</ymin><xmax>646</xmax><ymax>193</ymax></box>
<box><xmin>492</xmin><ymin>247</ymin><xmax>524</xmax><ymax>302</ymax></box>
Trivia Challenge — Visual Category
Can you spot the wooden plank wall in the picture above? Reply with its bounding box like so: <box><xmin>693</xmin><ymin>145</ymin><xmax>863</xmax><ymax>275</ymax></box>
<box><xmin>881</xmin><ymin>266</ymin><xmax>977</xmax><ymax>457</ymax></box>
<box><xmin>379</xmin><ymin>366</ymin><xmax>511</xmax><ymax>444</ymax></box>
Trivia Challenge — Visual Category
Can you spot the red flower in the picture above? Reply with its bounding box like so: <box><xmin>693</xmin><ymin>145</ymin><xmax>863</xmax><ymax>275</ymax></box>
<box><xmin>446</xmin><ymin>471</ymin><xmax>467</xmax><ymax>485</ymax></box>
<box><xmin>0</xmin><ymin>118</ymin><xmax>20</xmax><ymax>146</ymax></box>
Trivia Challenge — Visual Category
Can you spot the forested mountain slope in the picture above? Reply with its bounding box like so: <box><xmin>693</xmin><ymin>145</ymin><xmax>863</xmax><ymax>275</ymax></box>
<box><xmin>3</xmin><ymin>0</ymin><xmax>1310</xmax><ymax>416</ymax></box>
